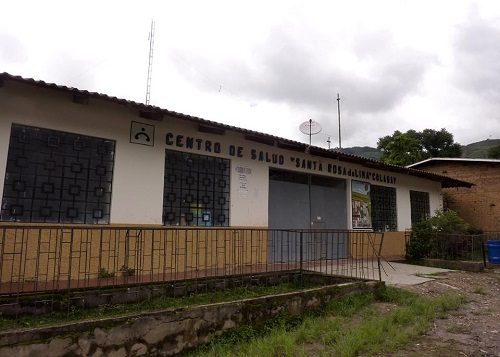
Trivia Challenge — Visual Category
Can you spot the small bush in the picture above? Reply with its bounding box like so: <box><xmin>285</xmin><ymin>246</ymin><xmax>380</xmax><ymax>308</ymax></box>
<box><xmin>467</xmin><ymin>227</ymin><xmax>483</xmax><ymax>235</ymax></box>
<box><xmin>405</xmin><ymin>209</ymin><xmax>469</xmax><ymax>262</ymax></box>
<box><xmin>405</xmin><ymin>219</ymin><xmax>433</xmax><ymax>262</ymax></box>
<box><xmin>120</xmin><ymin>265</ymin><xmax>135</xmax><ymax>277</ymax></box>
<box><xmin>98</xmin><ymin>268</ymin><xmax>115</xmax><ymax>279</ymax></box>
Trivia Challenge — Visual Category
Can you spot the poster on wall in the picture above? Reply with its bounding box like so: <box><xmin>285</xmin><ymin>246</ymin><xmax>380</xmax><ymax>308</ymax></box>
<box><xmin>351</xmin><ymin>180</ymin><xmax>372</xmax><ymax>229</ymax></box>
<box><xmin>235</xmin><ymin>165</ymin><xmax>251</xmax><ymax>199</ymax></box>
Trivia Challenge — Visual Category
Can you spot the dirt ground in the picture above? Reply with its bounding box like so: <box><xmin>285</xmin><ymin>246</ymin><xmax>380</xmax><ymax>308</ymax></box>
<box><xmin>387</xmin><ymin>269</ymin><xmax>500</xmax><ymax>357</ymax></box>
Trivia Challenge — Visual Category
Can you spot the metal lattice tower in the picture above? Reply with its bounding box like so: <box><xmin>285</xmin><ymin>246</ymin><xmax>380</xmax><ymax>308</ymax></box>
<box><xmin>145</xmin><ymin>20</ymin><xmax>155</xmax><ymax>105</ymax></box>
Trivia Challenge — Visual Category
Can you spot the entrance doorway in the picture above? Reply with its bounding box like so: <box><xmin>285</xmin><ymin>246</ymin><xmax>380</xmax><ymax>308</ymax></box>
<box><xmin>268</xmin><ymin>169</ymin><xmax>347</xmax><ymax>262</ymax></box>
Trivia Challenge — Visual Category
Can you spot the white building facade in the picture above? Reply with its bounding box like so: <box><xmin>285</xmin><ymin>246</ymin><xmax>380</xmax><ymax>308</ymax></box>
<box><xmin>0</xmin><ymin>73</ymin><xmax>471</xmax><ymax>234</ymax></box>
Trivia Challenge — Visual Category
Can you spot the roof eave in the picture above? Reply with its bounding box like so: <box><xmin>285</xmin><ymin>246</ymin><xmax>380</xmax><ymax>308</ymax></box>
<box><xmin>0</xmin><ymin>72</ymin><xmax>475</xmax><ymax>189</ymax></box>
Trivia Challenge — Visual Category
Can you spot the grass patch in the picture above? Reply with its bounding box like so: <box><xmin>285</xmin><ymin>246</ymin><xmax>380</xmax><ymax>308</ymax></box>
<box><xmin>425</xmin><ymin>271</ymin><xmax>449</xmax><ymax>277</ymax></box>
<box><xmin>446</xmin><ymin>325</ymin><xmax>470</xmax><ymax>334</ymax></box>
<box><xmin>0</xmin><ymin>279</ymin><xmax>318</xmax><ymax>332</ymax></box>
<box><xmin>187</xmin><ymin>286</ymin><xmax>466</xmax><ymax>357</ymax></box>
<box><xmin>473</xmin><ymin>286</ymin><xmax>487</xmax><ymax>295</ymax></box>
<box><xmin>471</xmin><ymin>309</ymin><xmax>490</xmax><ymax>316</ymax></box>
<box><xmin>415</xmin><ymin>271</ymin><xmax>448</xmax><ymax>279</ymax></box>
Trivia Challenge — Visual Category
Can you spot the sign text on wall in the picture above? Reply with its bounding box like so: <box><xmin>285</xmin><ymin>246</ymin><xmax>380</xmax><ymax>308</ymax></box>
<box><xmin>165</xmin><ymin>132</ymin><xmax>396</xmax><ymax>185</ymax></box>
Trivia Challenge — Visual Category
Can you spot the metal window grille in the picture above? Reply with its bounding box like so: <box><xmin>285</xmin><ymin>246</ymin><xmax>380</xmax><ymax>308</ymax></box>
<box><xmin>162</xmin><ymin>150</ymin><xmax>230</xmax><ymax>226</ymax></box>
<box><xmin>1</xmin><ymin>124</ymin><xmax>115</xmax><ymax>224</ymax></box>
<box><xmin>371</xmin><ymin>185</ymin><xmax>397</xmax><ymax>232</ymax></box>
<box><xmin>410</xmin><ymin>190</ymin><xmax>430</xmax><ymax>225</ymax></box>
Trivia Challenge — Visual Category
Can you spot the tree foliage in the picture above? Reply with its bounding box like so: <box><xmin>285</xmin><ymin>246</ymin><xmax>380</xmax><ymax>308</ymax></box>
<box><xmin>487</xmin><ymin>145</ymin><xmax>500</xmax><ymax>159</ymax></box>
<box><xmin>420</xmin><ymin>129</ymin><xmax>462</xmax><ymax>158</ymax></box>
<box><xmin>377</xmin><ymin>128</ymin><xmax>462</xmax><ymax>166</ymax></box>
<box><xmin>383</xmin><ymin>134</ymin><xmax>422</xmax><ymax>166</ymax></box>
<box><xmin>405</xmin><ymin>209</ymin><xmax>470</xmax><ymax>262</ymax></box>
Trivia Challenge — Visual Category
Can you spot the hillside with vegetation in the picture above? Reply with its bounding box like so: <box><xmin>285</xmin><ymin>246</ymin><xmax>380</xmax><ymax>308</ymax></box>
<box><xmin>461</xmin><ymin>139</ymin><xmax>500</xmax><ymax>158</ymax></box>
<box><xmin>338</xmin><ymin>146</ymin><xmax>383</xmax><ymax>160</ymax></box>
<box><xmin>340</xmin><ymin>139</ymin><xmax>500</xmax><ymax>161</ymax></box>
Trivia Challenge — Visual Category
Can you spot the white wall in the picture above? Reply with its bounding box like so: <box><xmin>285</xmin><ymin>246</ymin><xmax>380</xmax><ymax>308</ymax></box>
<box><xmin>0</xmin><ymin>81</ymin><xmax>165</xmax><ymax>224</ymax></box>
<box><xmin>0</xmin><ymin>80</ymin><xmax>443</xmax><ymax>229</ymax></box>
<box><xmin>395</xmin><ymin>175</ymin><xmax>443</xmax><ymax>230</ymax></box>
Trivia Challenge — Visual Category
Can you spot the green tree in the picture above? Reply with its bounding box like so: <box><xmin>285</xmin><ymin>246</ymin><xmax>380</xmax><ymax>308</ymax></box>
<box><xmin>487</xmin><ymin>145</ymin><xmax>500</xmax><ymax>159</ymax></box>
<box><xmin>377</xmin><ymin>128</ymin><xmax>461</xmax><ymax>165</ymax></box>
<box><xmin>420</xmin><ymin>128</ymin><xmax>462</xmax><ymax>159</ymax></box>
<box><xmin>381</xmin><ymin>134</ymin><xmax>422</xmax><ymax>166</ymax></box>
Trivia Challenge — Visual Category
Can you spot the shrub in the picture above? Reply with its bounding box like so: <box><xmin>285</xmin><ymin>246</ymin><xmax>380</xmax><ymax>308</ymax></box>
<box><xmin>98</xmin><ymin>268</ymin><xmax>115</xmax><ymax>279</ymax></box>
<box><xmin>467</xmin><ymin>227</ymin><xmax>483</xmax><ymax>235</ymax></box>
<box><xmin>405</xmin><ymin>209</ymin><xmax>469</xmax><ymax>262</ymax></box>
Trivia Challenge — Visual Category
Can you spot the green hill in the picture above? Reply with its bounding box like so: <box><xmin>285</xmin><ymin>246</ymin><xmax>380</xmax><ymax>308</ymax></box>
<box><xmin>338</xmin><ymin>146</ymin><xmax>383</xmax><ymax>160</ymax></box>
<box><xmin>339</xmin><ymin>139</ymin><xmax>500</xmax><ymax>161</ymax></box>
<box><xmin>461</xmin><ymin>139</ymin><xmax>500</xmax><ymax>158</ymax></box>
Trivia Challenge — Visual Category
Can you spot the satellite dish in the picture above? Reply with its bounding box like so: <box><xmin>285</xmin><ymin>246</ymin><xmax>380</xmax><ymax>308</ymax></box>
<box><xmin>299</xmin><ymin>120</ymin><xmax>322</xmax><ymax>135</ymax></box>
<box><xmin>299</xmin><ymin>119</ymin><xmax>322</xmax><ymax>147</ymax></box>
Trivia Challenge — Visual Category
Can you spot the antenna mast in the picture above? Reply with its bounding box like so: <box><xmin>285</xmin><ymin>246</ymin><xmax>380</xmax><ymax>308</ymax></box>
<box><xmin>336</xmin><ymin>93</ymin><xmax>342</xmax><ymax>149</ymax></box>
<box><xmin>145</xmin><ymin>20</ymin><xmax>155</xmax><ymax>105</ymax></box>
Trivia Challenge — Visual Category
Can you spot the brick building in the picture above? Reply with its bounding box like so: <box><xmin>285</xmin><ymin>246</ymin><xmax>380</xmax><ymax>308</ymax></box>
<box><xmin>408</xmin><ymin>158</ymin><xmax>500</xmax><ymax>232</ymax></box>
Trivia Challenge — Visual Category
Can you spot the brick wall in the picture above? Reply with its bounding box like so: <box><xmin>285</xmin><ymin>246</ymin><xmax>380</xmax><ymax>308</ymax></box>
<box><xmin>416</xmin><ymin>162</ymin><xmax>500</xmax><ymax>232</ymax></box>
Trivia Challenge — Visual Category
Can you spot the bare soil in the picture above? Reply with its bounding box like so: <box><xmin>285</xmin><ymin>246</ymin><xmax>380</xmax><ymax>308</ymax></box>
<box><xmin>386</xmin><ymin>269</ymin><xmax>500</xmax><ymax>357</ymax></box>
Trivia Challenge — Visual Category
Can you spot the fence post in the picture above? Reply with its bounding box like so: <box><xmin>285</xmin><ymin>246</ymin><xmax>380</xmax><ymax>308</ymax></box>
<box><xmin>482</xmin><ymin>240</ymin><xmax>487</xmax><ymax>268</ymax></box>
<box><xmin>378</xmin><ymin>233</ymin><xmax>384</xmax><ymax>281</ymax></box>
<box><xmin>300</xmin><ymin>231</ymin><xmax>303</xmax><ymax>272</ymax></box>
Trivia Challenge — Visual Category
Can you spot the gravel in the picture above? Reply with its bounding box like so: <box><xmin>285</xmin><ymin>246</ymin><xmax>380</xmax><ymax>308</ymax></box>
<box><xmin>387</xmin><ymin>269</ymin><xmax>500</xmax><ymax>357</ymax></box>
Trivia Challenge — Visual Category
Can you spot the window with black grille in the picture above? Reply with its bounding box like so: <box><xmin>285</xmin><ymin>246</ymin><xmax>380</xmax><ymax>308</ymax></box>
<box><xmin>163</xmin><ymin>150</ymin><xmax>230</xmax><ymax>226</ymax></box>
<box><xmin>1</xmin><ymin>124</ymin><xmax>115</xmax><ymax>224</ymax></box>
<box><xmin>370</xmin><ymin>185</ymin><xmax>397</xmax><ymax>232</ymax></box>
<box><xmin>410</xmin><ymin>190</ymin><xmax>430</xmax><ymax>225</ymax></box>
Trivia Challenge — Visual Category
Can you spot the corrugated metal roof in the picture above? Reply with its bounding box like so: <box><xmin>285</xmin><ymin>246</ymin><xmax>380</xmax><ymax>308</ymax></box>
<box><xmin>408</xmin><ymin>157</ymin><xmax>500</xmax><ymax>168</ymax></box>
<box><xmin>0</xmin><ymin>72</ymin><xmax>474</xmax><ymax>188</ymax></box>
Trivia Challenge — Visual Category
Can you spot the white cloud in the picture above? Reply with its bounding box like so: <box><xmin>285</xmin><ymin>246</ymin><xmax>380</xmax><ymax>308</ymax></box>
<box><xmin>1</xmin><ymin>0</ymin><xmax>500</xmax><ymax>148</ymax></box>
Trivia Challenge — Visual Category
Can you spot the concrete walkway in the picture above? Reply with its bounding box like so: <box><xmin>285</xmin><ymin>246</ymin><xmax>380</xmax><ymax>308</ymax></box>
<box><xmin>307</xmin><ymin>260</ymin><xmax>452</xmax><ymax>286</ymax></box>
<box><xmin>379</xmin><ymin>261</ymin><xmax>451</xmax><ymax>286</ymax></box>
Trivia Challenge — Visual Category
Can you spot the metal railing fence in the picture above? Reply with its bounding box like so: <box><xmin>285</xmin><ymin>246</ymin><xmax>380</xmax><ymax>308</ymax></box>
<box><xmin>0</xmin><ymin>225</ymin><xmax>384</xmax><ymax>315</ymax></box>
<box><xmin>405</xmin><ymin>231</ymin><xmax>500</xmax><ymax>262</ymax></box>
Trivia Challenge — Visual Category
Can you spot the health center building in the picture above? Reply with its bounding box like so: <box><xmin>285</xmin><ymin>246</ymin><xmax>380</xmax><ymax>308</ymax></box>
<box><xmin>0</xmin><ymin>73</ymin><xmax>472</xmax><ymax>257</ymax></box>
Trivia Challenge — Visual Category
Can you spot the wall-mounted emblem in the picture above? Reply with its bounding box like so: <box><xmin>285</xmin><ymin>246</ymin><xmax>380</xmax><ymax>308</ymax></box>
<box><xmin>130</xmin><ymin>121</ymin><xmax>155</xmax><ymax>146</ymax></box>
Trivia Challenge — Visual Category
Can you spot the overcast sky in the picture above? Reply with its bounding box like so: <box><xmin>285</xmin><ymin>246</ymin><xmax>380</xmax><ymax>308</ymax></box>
<box><xmin>1</xmin><ymin>1</ymin><xmax>499</xmax><ymax>148</ymax></box>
